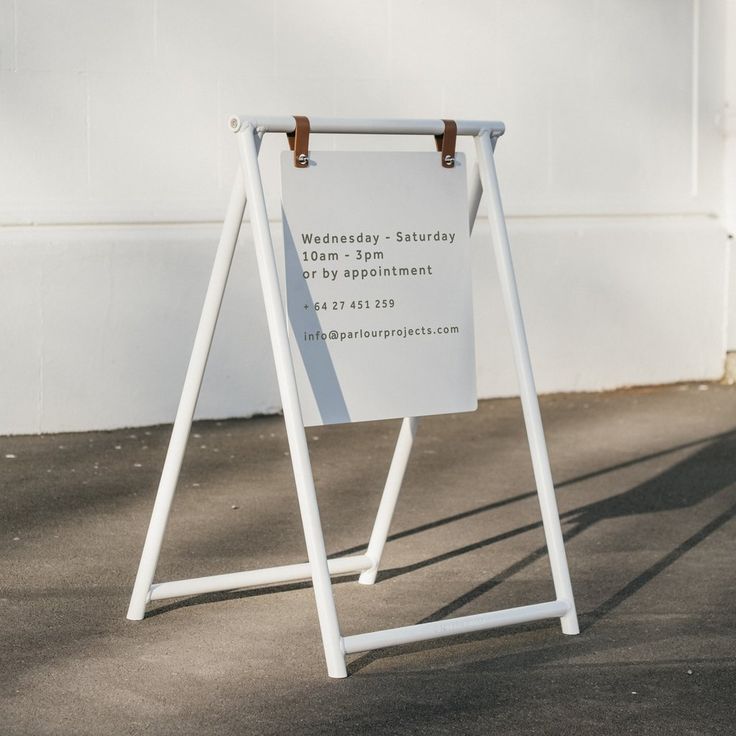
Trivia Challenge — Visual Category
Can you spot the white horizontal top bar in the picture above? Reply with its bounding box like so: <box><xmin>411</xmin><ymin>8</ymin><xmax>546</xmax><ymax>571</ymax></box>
<box><xmin>228</xmin><ymin>115</ymin><xmax>505</xmax><ymax>137</ymax></box>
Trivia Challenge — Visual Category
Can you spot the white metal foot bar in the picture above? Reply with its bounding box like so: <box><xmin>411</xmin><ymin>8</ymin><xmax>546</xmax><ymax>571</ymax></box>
<box><xmin>149</xmin><ymin>555</ymin><xmax>372</xmax><ymax>602</ymax></box>
<box><xmin>342</xmin><ymin>599</ymin><xmax>570</xmax><ymax>654</ymax></box>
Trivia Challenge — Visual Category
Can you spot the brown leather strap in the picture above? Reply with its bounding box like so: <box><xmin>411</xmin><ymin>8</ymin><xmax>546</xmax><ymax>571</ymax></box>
<box><xmin>287</xmin><ymin>115</ymin><xmax>310</xmax><ymax>168</ymax></box>
<box><xmin>434</xmin><ymin>119</ymin><xmax>457</xmax><ymax>168</ymax></box>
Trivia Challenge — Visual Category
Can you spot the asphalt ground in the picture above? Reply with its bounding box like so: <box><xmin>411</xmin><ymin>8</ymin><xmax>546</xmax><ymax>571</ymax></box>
<box><xmin>1</xmin><ymin>383</ymin><xmax>735</xmax><ymax>735</ymax></box>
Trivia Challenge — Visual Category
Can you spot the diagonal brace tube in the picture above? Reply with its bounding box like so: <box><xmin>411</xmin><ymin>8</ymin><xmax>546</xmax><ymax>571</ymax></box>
<box><xmin>357</xmin><ymin>164</ymin><xmax>484</xmax><ymax>585</ymax></box>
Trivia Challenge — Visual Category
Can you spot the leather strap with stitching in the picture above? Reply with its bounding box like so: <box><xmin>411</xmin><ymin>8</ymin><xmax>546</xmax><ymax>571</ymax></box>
<box><xmin>287</xmin><ymin>115</ymin><xmax>310</xmax><ymax>168</ymax></box>
<box><xmin>434</xmin><ymin>119</ymin><xmax>457</xmax><ymax>168</ymax></box>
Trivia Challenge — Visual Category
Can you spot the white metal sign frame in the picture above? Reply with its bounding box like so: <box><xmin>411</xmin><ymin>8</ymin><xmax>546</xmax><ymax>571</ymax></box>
<box><xmin>126</xmin><ymin>115</ymin><xmax>579</xmax><ymax>678</ymax></box>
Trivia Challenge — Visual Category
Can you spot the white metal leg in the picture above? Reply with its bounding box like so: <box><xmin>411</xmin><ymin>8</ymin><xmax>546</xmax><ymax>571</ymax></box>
<box><xmin>237</xmin><ymin>125</ymin><xmax>347</xmax><ymax>678</ymax></box>
<box><xmin>475</xmin><ymin>131</ymin><xmax>579</xmax><ymax>635</ymax></box>
<box><xmin>126</xmin><ymin>169</ymin><xmax>249</xmax><ymax>621</ymax></box>
<box><xmin>358</xmin><ymin>416</ymin><xmax>418</xmax><ymax>584</ymax></box>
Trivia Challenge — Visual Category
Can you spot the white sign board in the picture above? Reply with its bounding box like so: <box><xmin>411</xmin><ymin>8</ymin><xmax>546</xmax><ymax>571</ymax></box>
<box><xmin>281</xmin><ymin>151</ymin><xmax>476</xmax><ymax>426</ymax></box>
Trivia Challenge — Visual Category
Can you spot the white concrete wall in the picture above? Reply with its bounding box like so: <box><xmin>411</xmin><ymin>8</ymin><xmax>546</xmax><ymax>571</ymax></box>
<box><xmin>0</xmin><ymin>0</ymin><xmax>730</xmax><ymax>434</ymax></box>
<box><xmin>724</xmin><ymin>0</ymin><xmax>736</xmax><ymax>349</ymax></box>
